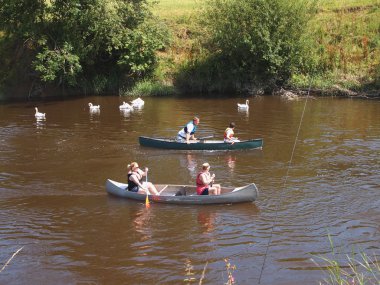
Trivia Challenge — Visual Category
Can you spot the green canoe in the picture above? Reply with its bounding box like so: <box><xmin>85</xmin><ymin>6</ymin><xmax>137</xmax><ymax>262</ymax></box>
<box><xmin>139</xmin><ymin>136</ymin><xmax>263</xmax><ymax>150</ymax></box>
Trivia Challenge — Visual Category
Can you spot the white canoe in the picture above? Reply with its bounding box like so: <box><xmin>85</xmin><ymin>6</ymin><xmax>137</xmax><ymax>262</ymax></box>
<box><xmin>106</xmin><ymin>179</ymin><xmax>258</xmax><ymax>205</ymax></box>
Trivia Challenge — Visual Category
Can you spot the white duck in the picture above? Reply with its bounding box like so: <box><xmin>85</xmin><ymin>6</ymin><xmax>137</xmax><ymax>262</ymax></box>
<box><xmin>35</xmin><ymin>107</ymin><xmax>46</xmax><ymax>119</ymax></box>
<box><xmin>237</xmin><ymin>99</ymin><xmax>249</xmax><ymax>110</ymax></box>
<box><xmin>88</xmin><ymin>103</ymin><xmax>100</xmax><ymax>111</ymax></box>
<box><xmin>119</xmin><ymin>101</ymin><xmax>133</xmax><ymax>110</ymax></box>
<box><xmin>131</xmin><ymin>97</ymin><xmax>144</xmax><ymax>108</ymax></box>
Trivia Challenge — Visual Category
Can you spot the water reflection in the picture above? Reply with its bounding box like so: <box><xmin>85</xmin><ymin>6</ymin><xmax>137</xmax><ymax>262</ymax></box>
<box><xmin>197</xmin><ymin>209</ymin><xmax>216</xmax><ymax>234</ymax></box>
<box><xmin>120</xmin><ymin>109</ymin><xmax>131</xmax><ymax>118</ymax></box>
<box><xmin>238</xmin><ymin>108</ymin><xmax>249</xmax><ymax>118</ymax></box>
<box><xmin>89</xmin><ymin>109</ymin><xmax>100</xmax><ymax>123</ymax></box>
<box><xmin>132</xmin><ymin>105</ymin><xmax>144</xmax><ymax>115</ymax></box>
<box><xmin>133</xmin><ymin>206</ymin><xmax>153</xmax><ymax>239</ymax></box>
<box><xmin>89</xmin><ymin>108</ymin><xmax>100</xmax><ymax>115</ymax></box>
<box><xmin>226</xmin><ymin>155</ymin><xmax>236</xmax><ymax>172</ymax></box>
<box><xmin>35</xmin><ymin>118</ymin><xmax>46</xmax><ymax>129</ymax></box>
<box><xmin>186</xmin><ymin>154</ymin><xmax>198</xmax><ymax>178</ymax></box>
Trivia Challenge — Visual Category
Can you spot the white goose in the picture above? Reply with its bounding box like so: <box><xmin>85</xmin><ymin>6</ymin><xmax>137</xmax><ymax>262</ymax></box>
<box><xmin>88</xmin><ymin>103</ymin><xmax>100</xmax><ymax>111</ymax></box>
<box><xmin>131</xmin><ymin>97</ymin><xmax>144</xmax><ymax>108</ymax></box>
<box><xmin>119</xmin><ymin>101</ymin><xmax>133</xmax><ymax>110</ymax></box>
<box><xmin>35</xmin><ymin>107</ymin><xmax>46</xmax><ymax>119</ymax></box>
<box><xmin>237</xmin><ymin>99</ymin><xmax>249</xmax><ymax>110</ymax></box>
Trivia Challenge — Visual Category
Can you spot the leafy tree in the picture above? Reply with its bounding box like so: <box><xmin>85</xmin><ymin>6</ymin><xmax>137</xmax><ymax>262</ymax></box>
<box><xmin>199</xmin><ymin>0</ymin><xmax>317</xmax><ymax>88</ymax></box>
<box><xmin>0</xmin><ymin>0</ymin><xmax>168</xmax><ymax>94</ymax></box>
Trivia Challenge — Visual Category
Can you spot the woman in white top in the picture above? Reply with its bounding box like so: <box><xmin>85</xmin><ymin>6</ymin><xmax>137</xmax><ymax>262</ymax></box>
<box><xmin>127</xmin><ymin>162</ymin><xmax>160</xmax><ymax>195</ymax></box>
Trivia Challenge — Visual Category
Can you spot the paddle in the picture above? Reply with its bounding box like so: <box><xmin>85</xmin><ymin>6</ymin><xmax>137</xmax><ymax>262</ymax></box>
<box><xmin>198</xmin><ymin>135</ymin><xmax>214</xmax><ymax>141</ymax></box>
<box><xmin>145</xmin><ymin>168</ymin><xmax>150</xmax><ymax>208</ymax></box>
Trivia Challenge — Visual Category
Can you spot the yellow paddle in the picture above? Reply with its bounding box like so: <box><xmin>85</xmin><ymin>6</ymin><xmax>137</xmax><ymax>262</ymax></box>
<box><xmin>145</xmin><ymin>168</ymin><xmax>150</xmax><ymax>208</ymax></box>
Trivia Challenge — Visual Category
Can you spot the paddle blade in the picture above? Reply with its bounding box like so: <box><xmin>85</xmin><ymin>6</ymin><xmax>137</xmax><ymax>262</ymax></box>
<box><xmin>145</xmin><ymin>195</ymin><xmax>150</xmax><ymax>208</ymax></box>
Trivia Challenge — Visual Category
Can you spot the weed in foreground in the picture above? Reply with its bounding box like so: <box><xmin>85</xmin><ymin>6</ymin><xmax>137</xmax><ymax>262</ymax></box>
<box><xmin>312</xmin><ymin>236</ymin><xmax>380</xmax><ymax>285</ymax></box>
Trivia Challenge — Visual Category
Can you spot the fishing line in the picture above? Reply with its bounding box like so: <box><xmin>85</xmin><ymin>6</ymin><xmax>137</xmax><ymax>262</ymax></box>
<box><xmin>258</xmin><ymin>83</ymin><xmax>312</xmax><ymax>284</ymax></box>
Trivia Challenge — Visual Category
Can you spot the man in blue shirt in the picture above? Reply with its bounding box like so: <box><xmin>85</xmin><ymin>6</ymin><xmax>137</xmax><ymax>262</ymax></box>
<box><xmin>177</xmin><ymin>117</ymin><xmax>200</xmax><ymax>144</ymax></box>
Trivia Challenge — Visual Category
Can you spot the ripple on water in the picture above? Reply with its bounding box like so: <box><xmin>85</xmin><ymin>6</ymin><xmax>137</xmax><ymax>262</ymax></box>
<box><xmin>0</xmin><ymin>97</ymin><xmax>380</xmax><ymax>285</ymax></box>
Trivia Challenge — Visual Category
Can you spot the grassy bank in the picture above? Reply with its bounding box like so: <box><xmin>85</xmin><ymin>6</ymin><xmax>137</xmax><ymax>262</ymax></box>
<box><xmin>150</xmin><ymin>0</ymin><xmax>380</xmax><ymax>96</ymax></box>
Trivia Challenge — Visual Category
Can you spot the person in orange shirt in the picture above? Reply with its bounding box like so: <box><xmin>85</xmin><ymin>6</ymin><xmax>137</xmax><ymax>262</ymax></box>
<box><xmin>224</xmin><ymin>122</ymin><xmax>240</xmax><ymax>144</ymax></box>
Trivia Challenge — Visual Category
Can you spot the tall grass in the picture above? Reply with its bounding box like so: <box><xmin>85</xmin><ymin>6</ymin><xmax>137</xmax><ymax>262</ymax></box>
<box><xmin>182</xmin><ymin>258</ymin><xmax>236</xmax><ymax>285</ymax></box>
<box><xmin>122</xmin><ymin>79</ymin><xmax>178</xmax><ymax>97</ymax></box>
<box><xmin>318</xmin><ymin>0</ymin><xmax>379</xmax><ymax>10</ymax></box>
<box><xmin>151</xmin><ymin>0</ymin><xmax>201</xmax><ymax>19</ymax></box>
<box><xmin>313</xmin><ymin>236</ymin><xmax>380</xmax><ymax>285</ymax></box>
<box><xmin>153</xmin><ymin>0</ymin><xmax>380</xmax><ymax>93</ymax></box>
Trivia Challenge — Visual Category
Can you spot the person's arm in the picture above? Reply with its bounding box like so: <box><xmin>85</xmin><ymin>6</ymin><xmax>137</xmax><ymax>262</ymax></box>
<box><xmin>187</xmin><ymin>123</ymin><xmax>197</xmax><ymax>142</ymax></box>
<box><xmin>186</xmin><ymin>133</ymin><xmax>191</xmax><ymax>144</ymax></box>
<box><xmin>200</xmin><ymin>173</ymin><xmax>215</xmax><ymax>185</ymax></box>
<box><xmin>130</xmin><ymin>174</ymin><xmax>146</xmax><ymax>189</ymax></box>
<box><xmin>143</xmin><ymin>167</ymin><xmax>149</xmax><ymax>177</ymax></box>
<box><xmin>188</xmin><ymin>124</ymin><xmax>197</xmax><ymax>141</ymax></box>
<box><xmin>136</xmin><ymin>168</ymin><xmax>145</xmax><ymax>177</ymax></box>
<box><xmin>200</xmin><ymin>173</ymin><xmax>208</xmax><ymax>185</ymax></box>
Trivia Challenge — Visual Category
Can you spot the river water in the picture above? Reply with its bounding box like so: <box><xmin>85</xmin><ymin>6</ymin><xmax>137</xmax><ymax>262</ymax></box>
<box><xmin>0</xmin><ymin>96</ymin><xmax>379</xmax><ymax>284</ymax></box>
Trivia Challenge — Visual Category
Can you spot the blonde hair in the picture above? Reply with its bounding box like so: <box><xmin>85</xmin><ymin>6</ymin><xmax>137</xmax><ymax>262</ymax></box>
<box><xmin>128</xmin><ymin>162</ymin><xmax>139</xmax><ymax>171</ymax></box>
<box><xmin>202</xmin><ymin>162</ymin><xmax>210</xmax><ymax>170</ymax></box>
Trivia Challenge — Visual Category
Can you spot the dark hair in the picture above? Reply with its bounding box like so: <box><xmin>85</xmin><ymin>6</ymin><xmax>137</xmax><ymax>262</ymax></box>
<box><xmin>229</xmin><ymin>122</ymin><xmax>235</xmax><ymax>128</ymax></box>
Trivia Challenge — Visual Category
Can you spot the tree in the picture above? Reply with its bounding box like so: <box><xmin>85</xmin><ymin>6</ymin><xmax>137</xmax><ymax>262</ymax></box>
<box><xmin>0</xmin><ymin>0</ymin><xmax>168</xmax><ymax>94</ymax></box>
<box><xmin>201</xmin><ymin>0</ymin><xmax>317</xmax><ymax>87</ymax></box>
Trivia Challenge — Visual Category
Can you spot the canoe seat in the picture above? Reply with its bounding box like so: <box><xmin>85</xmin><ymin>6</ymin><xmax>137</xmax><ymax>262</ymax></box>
<box><xmin>174</xmin><ymin>188</ymin><xmax>187</xmax><ymax>196</ymax></box>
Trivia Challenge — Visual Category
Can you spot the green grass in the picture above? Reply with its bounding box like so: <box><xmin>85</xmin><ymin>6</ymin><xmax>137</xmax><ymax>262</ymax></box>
<box><xmin>307</xmin><ymin>0</ymin><xmax>380</xmax><ymax>90</ymax></box>
<box><xmin>318</xmin><ymin>0</ymin><xmax>380</xmax><ymax>10</ymax></box>
<box><xmin>151</xmin><ymin>0</ymin><xmax>380</xmax><ymax>93</ymax></box>
<box><xmin>122</xmin><ymin>79</ymin><xmax>178</xmax><ymax>97</ymax></box>
<box><xmin>151</xmin><ymin>0</ymin><xmax>201</xmax><ymax>19</ymax></box>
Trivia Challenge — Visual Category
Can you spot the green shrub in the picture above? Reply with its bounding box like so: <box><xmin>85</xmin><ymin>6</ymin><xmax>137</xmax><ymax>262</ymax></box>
<box><xmin>175</xmin><ymin>0</ymin><xmax>317</xmax><ymax>93</ymax></box>
<box><xmin>0</xmin><ymin>0</ymin><xmax>168</xmax><ymax>96</ymax></box>
<box><xmin>123</xmin><ymin>80</ymin><xmax>178</xmax><ymax>97</ymax></box>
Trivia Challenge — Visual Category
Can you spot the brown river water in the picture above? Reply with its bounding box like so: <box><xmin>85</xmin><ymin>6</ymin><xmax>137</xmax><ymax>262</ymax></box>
<box><xmin>0</xmin><ymin>96</ymin><xmax>379</xmax><ymax>285</ymax></box>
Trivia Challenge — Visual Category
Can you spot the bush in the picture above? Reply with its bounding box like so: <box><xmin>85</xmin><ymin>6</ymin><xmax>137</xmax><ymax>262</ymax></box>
<box><xmin>179</xmin><ymin>0</ymin><xmax>317</xmax><ymax>91</ymax></box>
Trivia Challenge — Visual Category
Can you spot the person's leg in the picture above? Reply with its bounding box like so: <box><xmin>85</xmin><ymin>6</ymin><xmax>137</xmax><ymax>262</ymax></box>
<box><xmin>208</xmin><ymin>186</ymin><xmax>218</xmax><ymax>195</ymax></box>
<box><xmin>176</xmin><ymin>135</ymin><xmax>185</xmax><ymax>142</ymax></box>
<box><xmin>218</xmin><ymin>184</ymin><xmax>221</xmax><ymax>195</ymax></box>
<box><xmin>137</xmin><ymin>188</ymin><xmax>147</xmax><ymax>195</ymax></box>
<box><xmin>213</xmin><ymin>184</ymin><xmax>221</xmax><ymax>195</ymax></box>
<box><xmin>143</xmin><ymin>182</ymin><xmax>159</xmax><ymax>195</ymax></box>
